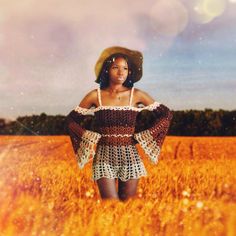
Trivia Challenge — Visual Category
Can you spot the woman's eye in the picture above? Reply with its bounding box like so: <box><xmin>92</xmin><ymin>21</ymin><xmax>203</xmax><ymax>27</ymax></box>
<box><xmin>112</xmin><ymin>66</ymin><xmax>128</xmax><ymax>70</ymax></box>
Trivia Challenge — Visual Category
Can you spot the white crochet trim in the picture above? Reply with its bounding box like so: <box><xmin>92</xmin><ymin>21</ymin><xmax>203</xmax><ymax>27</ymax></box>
<box><xmin>101</xmin><ymin>133</ymin><xmax>133</xmax><ymax>137</ymax></box>
<box><xmin>74</xmin><ymin>101</ymin><xmax>161</xmax><ymax>114</ymax></box>
<box><xmin>76</xmin><ymin>130</ymin><xmax>101</xmax><ymax>169</ymax></box>
<box><xmin>74</xmin><ymin>106</ymin><xmax>95</xmax><ymax>115</ymax></box>
<box><xmin>133</xmin><ymin>130</ymin><xmax>161</xmax><ymax>164</ymax></box>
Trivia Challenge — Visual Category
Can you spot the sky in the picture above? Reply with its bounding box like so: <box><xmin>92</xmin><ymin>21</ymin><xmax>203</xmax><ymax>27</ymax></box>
<box><xmin>0</xmin><ymin>0</ymin><xmax>236</xmax><ymax>120</ymax></box>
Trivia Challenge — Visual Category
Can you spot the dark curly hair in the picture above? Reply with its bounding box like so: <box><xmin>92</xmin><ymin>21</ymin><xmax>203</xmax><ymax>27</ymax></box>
<box><xmin>97</xmin><ymin>53</ymin><xmax>135</xmax><ymax>89</ymax></box>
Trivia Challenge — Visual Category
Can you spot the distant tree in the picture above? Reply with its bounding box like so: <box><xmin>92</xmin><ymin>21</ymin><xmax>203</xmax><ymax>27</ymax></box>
<box><xmin>0</xmin><ymin>109</ymin><xmax>235</xmax><ymax>136</ymax></box>
<box><xmin>0</xmin><ymin>119</ymin><xmax>6</xmax><ymax>134</ymax></box>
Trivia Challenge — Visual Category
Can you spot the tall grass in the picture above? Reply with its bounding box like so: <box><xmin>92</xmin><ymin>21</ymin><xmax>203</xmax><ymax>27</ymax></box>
<box><xmin>0</xmin><ymin>136</ymin><xmax>235</xmax><ymax>235</ymax></box>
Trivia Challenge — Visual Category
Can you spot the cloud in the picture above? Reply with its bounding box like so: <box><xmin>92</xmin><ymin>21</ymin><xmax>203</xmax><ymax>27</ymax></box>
<box><xmin>0</xmin><ymin>0</ymin><xmax>235</xmax><ymax>118</ymax></box>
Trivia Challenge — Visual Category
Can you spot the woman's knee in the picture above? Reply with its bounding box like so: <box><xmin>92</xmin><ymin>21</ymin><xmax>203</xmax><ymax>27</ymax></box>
<box><xmin>118</xmin><ymin>178</ymin><xmax>139</xmax><ymax>201</ymax></box>
<box><xmin>96</xmin><ymin>177</ymin><xmax>119</xmax><ymax>199</ymax></box>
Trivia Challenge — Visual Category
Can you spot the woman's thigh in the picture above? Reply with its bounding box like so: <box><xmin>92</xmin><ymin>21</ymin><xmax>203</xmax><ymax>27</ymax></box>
<box><xmin>96</xmin><ymin>177</ymin><xmax>119</xmax><ymax>200</ymax></box>
<box><xmin>118</xmin><ymin>178</ymin><xmax>139</xmax><ymax>201</ymax></box>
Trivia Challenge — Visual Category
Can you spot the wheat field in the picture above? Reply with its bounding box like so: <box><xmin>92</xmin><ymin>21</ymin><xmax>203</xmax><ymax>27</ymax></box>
<box><xmin>0</xmin><ymin>135</ymin><xmax>235</xmax><ymax>236</ymax></box>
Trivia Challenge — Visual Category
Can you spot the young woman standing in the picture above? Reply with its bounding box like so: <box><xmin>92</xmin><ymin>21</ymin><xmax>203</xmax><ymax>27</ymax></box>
<box><xmin>65</xmin><ymin>46</ymin><xmax>173</xmax><ymax>201</ymax></box>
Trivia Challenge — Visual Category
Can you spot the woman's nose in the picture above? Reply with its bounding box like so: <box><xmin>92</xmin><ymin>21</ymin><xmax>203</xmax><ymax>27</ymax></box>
<box><xmin>118</xmin><ymin>68</ymin><xmax>124</xmax><ymax>74</ymax></box>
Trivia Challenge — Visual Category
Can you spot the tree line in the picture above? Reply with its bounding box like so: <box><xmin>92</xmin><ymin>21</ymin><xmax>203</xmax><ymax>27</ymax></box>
<box><xmin>0</xmin><ymin>108</ymin><xmax>235</xmax><ymax>136</ymax></box>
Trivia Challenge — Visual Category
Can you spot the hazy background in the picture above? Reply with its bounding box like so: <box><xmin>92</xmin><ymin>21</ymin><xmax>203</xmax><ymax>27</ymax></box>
<box><xmin>0</xmin><ymin>0</ymin><xmax>236</xmax><ymax>120</ymax></box>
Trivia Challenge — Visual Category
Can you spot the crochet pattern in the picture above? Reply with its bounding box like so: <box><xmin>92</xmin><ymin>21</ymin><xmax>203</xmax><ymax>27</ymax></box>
<box><xmin>133</xmin><ymin>131</ymin><xmax>161</xmax><ymax>164</ymax></box>
<box><xmin>74</xmin><ymin>100</ymin><xmax>162</xmax><ymax>114</ymax></box>
<box><xmin>92</xmin><ymin>144</ymin><xmax>147</xmax><ymax>182</ymax></box>
<box><xmin>76</xmin><ymin>130</ymin><xmax>101</xmax><ymax>169</ymax></box>
<box><xmin>65</xmin><ymin>87</ymin><xmax>173</xmax><ymax>181</ymax></box>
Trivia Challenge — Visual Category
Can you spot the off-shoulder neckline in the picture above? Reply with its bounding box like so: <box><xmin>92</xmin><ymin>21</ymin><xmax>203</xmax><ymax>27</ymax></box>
<box><xmin>74</xmin><ymin>101</ymin><xmax>162</xmax><ymax>113</ymax></box>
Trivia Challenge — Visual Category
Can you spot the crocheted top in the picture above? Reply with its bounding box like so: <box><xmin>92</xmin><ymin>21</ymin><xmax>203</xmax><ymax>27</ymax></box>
<box><xmin>65</xmin><ymin>87</ymin><xmax>173</xmax><ymax>169</ymax></box>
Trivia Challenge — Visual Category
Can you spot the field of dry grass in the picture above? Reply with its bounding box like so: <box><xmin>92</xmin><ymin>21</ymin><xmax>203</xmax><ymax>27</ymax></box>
<box><xmin>0</xmin><ymin>135</ymin><xmax>236</xmax><ymax>236</ymax></box>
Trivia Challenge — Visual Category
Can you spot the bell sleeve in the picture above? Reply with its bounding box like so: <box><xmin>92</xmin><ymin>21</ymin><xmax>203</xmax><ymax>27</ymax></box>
<box><xmin>133</xmin><ymin>101</ymin><xmax>174</xmax><ymax>164</ymax></box>
<box><xmin>65</xmin><ymin>106</ymin><xmax>101</xmax><ymax>169</ymax></box>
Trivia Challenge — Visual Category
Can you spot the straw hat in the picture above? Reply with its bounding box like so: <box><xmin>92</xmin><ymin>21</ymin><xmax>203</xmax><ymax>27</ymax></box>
<box><xmin>94</xmin><ymin>46</ymin><xmax>143</xmax><ymax>84</ymax></box>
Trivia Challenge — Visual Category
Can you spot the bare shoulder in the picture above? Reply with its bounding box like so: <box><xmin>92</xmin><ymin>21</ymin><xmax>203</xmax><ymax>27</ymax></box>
<box><xmin>133</xmin><ymin>88</ymin><xmax>155</xmax><ymax>106</ymax></box>
<box><xmin>79</xmin><ymin>88</ymin><xmax>98</xmax><ymax>109</ymax></box>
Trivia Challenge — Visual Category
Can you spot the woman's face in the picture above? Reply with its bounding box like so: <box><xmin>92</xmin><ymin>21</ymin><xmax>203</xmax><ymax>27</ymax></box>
<box><xmin>108</xmin><ymin>57</ymin><xmax>129</xmax><ymax>85</ymax></box>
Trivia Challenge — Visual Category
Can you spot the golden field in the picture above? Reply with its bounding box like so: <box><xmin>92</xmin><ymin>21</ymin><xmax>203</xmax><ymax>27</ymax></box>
<box><xmin>0</xmin><ymin>135</ymin><xmax>236</xmax><ymax>236</ymax></box>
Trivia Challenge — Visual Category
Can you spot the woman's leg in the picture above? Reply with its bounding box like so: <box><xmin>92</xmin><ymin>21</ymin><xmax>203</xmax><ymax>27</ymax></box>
<box><xmin>118</xmin><ymin>178</ymin><xmax>139</xmax><ymax>201</ymax></box>
<box><xmin>96</xmin><ymin>177</ymin><xmax>119</xmax><ymax>200</ymax></box>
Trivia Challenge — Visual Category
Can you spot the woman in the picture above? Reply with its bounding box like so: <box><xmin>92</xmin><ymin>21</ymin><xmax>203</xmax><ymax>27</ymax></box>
<box><xmin>65</xmin><ymin>46</ymin><xmax>173</xmax><ymax>201</ymax></box>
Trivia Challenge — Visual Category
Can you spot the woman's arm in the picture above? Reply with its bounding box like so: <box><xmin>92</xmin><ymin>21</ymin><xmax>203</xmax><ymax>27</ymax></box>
<box><xmin>78</xmin><ymin>89</ymin><xmax>98</xmax><ymax>109</ymax></box>
<box><xmin>65</xmin><ymin>89</ymin><xmax>101</xmax><ymax>169</ymax></box>
<box><xmin>133</xmin><ymin>88</ymin><xmax>173</xmax><ymax>164</ymax></box>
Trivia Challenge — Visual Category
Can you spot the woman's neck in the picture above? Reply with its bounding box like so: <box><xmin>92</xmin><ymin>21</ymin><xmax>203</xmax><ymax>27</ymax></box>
<box><xmin>107</xmin><ymin>84</ymin><xmax>127</xmax><ymax>93</ymax></box>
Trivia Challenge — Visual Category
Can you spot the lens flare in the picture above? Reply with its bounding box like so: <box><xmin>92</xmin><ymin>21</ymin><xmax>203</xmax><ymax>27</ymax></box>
<box><xmin>193</xmin><ymin>0</ymin><xmax>226</xmax><ymax>24</ymax></box>
<box><xmin>203</xmin><ymin>0</ymin><xmax>226</xmax><ymax>17</ymax></box>
<box><xmin>149</xmin><ymin>0</ymin><xmax>188</xmax><ymax>37</ymax></box>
